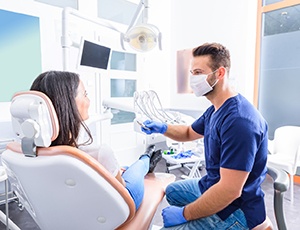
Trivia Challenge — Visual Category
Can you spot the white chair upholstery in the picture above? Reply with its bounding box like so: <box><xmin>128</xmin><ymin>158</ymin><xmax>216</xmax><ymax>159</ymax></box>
<box><xmin>267</xmin><ymin>125</ymin><xmax>300</xmax><ymax>203</ymax></box>
<box><xmin>1</xmin><ymin>91</ymin><xmax>175</xmax><ymax>230</ymax></box>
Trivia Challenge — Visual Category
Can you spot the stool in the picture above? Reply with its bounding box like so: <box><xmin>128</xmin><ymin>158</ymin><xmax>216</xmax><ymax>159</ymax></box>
<box><xmin>0</xmin><ymin>166</ymin><xmax>20</xmax><ymax>230</ymax></box>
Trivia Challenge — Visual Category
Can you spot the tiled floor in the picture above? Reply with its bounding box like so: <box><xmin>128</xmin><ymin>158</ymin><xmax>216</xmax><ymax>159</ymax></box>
<box><xmin>0</xmin><ymin>158</ymin><xmax>299</xmax><ymax>230</ymax></box>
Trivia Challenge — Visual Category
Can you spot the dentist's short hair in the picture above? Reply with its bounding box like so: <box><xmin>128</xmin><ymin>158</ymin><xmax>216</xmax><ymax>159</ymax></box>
<box><xmin>192</xmin><ymin>42</ymin><xmax>231</xmax><ymax>73</ymax></box>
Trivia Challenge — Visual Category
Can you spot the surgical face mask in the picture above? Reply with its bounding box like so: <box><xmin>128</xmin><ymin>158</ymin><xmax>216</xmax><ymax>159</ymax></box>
<box><xmin>189</xmin><ymin>70</ymin><xmax>218</xmax><ymax>97</ymax></box>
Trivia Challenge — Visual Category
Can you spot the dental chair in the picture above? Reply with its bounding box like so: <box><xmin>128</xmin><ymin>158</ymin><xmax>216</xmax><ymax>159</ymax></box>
<box><xmin>1</xmin><ymin>91</ymin><xmax>175</xmax><ymax>230</ymax></box>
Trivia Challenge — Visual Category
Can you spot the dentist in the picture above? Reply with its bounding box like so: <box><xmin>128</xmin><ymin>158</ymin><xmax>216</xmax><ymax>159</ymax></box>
<box><xmin>142</xmin><ymin>42</ymin><xmax>269</xmax><ymax>229</ymax></box>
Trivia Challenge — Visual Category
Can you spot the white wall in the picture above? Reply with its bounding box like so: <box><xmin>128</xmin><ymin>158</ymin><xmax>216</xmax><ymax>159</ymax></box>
<box><xmin>0</xmin><ymin>0</ymin><xmax>143</xmax><ymax>165</ymax></box>
<box><xmin>0</xmin><ymin>0</ymin><xmax>258</xmax><ymax>165</ymax></box>
<box><xmin>166</xmin><ymin>0</ymin><xmax>258</xmax><ymax>112</ymax></box>
<box><xmin>137</xmin><ymin>0</ymin><xmax>172</xmax><ymax>105</ymax></box>
<box><xmin>136</xmin><ymin>0</ymin><xmax>258</xmax><ymax>116</ymax></box>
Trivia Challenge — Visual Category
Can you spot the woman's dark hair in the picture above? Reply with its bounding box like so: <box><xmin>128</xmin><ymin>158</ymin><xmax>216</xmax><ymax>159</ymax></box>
<box><xmin>30</xmin><ymin>70</ymin><xmax>92</xmax><ymax>147</ymax></box>
<box><xmin>192</xmin><ymin>42</ymin><xmax>231</xmax><ymax>73</ymax></box>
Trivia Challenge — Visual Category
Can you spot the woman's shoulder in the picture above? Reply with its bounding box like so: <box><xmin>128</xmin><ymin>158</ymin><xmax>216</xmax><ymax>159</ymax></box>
<box><xmin>79</xmin><ymin>143</ymin><xmax>114</xmax><ymax>159</ymax></box>
<box><xmin>80</xmin><ymin>143</ymin><xmax>113</xmax><ymax>151</ymax></box>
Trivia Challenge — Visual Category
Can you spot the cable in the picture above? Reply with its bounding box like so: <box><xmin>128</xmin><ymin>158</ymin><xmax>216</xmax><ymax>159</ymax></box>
<box><xmin>134</xmin><ymin>91</ymin><xmax>153</xmax><ymax>120</ymax></box>
<box><xmin>148</xmin><ymin>90</ymin><xmax>179</xmax><ymax>123</ymax></box>
<box><xmin>134</xmin><ymin>90</ymin><xmax>183</xmax><ymax>124</ymax></box>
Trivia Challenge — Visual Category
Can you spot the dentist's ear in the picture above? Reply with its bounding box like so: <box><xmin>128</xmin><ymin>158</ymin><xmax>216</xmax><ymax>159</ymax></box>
<box><xmin>217</xmin><ymin>66</ymin><xmax>227</xmax><ymax>80</ymax></box>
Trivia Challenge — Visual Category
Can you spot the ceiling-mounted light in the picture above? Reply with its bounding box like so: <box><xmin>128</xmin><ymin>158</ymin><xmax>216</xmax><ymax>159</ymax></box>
<box><xmin>121</xmin><ymin>0</ymin><xmax>162</xmax><ymax>52</ymax></box>
<box><xmin>123</xmin><ymin>24</ymin><xmax>161</xmax><ymax>52</ymax></box>
<box><xmin>61</xmin><ymin>3</ymin><xmax>161</xmax><ymax>70</ymax></box>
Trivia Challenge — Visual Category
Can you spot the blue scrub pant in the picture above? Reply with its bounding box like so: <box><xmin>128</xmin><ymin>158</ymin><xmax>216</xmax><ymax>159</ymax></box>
<box><xmin>122</xmin><ymin>155</ymin><xmax>149</xmax><ymax>210</ymax></box>
<box><xmin>160</xmin><ymin>179</ymin><xmax>249</xmax><ymax>230</ymax></box>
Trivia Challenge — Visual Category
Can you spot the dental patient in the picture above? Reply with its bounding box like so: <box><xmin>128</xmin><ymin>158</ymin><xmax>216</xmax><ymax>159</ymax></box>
<box><xmin>30</xmin><ymin>70</ymin><xmax>162</xmax><ymax>211</ymax></box>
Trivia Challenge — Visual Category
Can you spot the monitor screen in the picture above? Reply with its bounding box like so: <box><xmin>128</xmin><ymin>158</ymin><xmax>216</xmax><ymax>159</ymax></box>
<box><xmin>78</xmin><ymin>39</ymin><xmax>111</xmax><ymax>70</ymax></box>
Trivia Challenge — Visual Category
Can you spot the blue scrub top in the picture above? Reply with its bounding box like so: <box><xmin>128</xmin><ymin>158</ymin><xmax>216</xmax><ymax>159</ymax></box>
<box><xmin>192</xmin><ymin>94</ymin><xmax>268</xmax><ymax>229</ymax></box>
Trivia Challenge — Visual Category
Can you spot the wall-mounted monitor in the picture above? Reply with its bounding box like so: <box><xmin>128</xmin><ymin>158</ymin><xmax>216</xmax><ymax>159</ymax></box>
<box><xmin>77</xmin><ymin>38</ymin><xmax>111</xmax><ymax>71</ymax></box>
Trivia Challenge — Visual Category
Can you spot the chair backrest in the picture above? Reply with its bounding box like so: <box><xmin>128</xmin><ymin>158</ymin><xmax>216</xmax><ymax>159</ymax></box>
<box><xmin>10</xmin><ymin>91</ymin><xmax>59</xmax><ymax>155</ymax></box>
<box><xmin>1</xmin><ymin>91</ymin><xmax>136</xmax><ymax>230</ymax></box>
<box><xmin>272</xmin><ymin>126</ymin><xmax>300</xmax><ymax>170</ymax></box>
<box><xmin>273</xmin><ymin>126</ymin><xmax>300</xmax><ymax>157</ymax></box>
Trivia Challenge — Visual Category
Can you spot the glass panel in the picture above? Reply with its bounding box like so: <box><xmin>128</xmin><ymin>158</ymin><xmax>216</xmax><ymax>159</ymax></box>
<box><xmin>111</xmin><ymin>79</ymin><xmax>136</xmax><ymax>97</ymax></box>
<box><xmin>0</xmin><ymin>9</ymin><xmax>42</xmax><ymax>102</ymax></box>
<box><xmin>111</xmin><ymin>109</ymin><xmax>135</xmax><ymax>124</ymax></box>
<box><xmin>97</xmin><ymin>0</ymin><xmax>139</xmax><ymax>25</ymax></box>
<box><xmin>262</xmin><ymin>0</ymin><xmax>283</xmax><ymax>6</ymax></box>
<box><xmin>34</xmin><ymin>0</ymin><xmax>78</xmax><ymax>9</ymax></box>
<box><xmin>110</xmin><ymin>51</ymin><xmax>136</xmax><ymax>71</ymax></box>
<box><xmin>263</xmin><ymin>5</ymin><xmax>300</xmax><ymax>36</ymax></box>
<box><xmin>258</xmin><ymin>4</ymin><xmax>300</xmax><ymax>139</ymax></box>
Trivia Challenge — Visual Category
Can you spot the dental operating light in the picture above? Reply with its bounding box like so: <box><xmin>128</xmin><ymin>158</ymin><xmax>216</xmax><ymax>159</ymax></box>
<box><xmin>62</xmin><ymin>1</ymin><xmax>161</xmax><ymax>70</ymax></box>
<box><xmin>121</xmin><ymin>0</ymin><xmax>162</xmax><ymax>52</ymax></box>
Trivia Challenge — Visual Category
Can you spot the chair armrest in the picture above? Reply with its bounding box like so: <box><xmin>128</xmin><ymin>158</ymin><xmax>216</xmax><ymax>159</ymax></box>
<box><xmin>117</xmin><ymin>172</ymin><xmax>175</xmax><ymax>230</ymax></box>
<box><xmin>295</xmin><ymin>145</ymin><xmax>300</xmax><ymax>167</ymax></box>
<box><xmin>267</xmin><ymin>139</ymin><xmax>274</xmax><ymax>154</ymax></box>
<box><xmin>267</xmin><ymin>166</ymin><xmax>289</xmax><ymax>192</ymax></box>
<box><xmin>267</xmin><ymin>166</ymin><xmax>289</xmax><ymax>230</ymax></box>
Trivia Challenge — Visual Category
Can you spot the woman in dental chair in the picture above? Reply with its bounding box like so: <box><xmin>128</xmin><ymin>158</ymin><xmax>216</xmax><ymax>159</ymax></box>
<box><xmin>30</xmin><ymin>70</ymin><xmax>162</xmax><ymax>211</ymax></box>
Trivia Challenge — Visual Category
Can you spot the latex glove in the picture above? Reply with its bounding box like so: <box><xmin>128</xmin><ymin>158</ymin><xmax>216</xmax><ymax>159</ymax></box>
<box><xmin>141</xmin><ymin>120</ymin><xmax>167</xmax><ymax>134</ymax></box>
<box><xmin>162</xmin><ymin>206</ymin><xmax>187</xmax><ymax>227</ymax></box>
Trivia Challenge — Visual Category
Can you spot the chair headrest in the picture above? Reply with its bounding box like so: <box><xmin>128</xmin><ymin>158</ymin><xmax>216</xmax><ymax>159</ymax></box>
<box><xmin>10</xmin><ymin>91</ymin><xmax>59</xmax><ymax>156</ymax></box>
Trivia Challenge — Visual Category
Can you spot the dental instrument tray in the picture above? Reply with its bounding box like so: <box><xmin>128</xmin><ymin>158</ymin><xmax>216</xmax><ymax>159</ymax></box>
<box><xmin>162</xmin><ymin>150</ymin><xmax>203</xmax><ymax>165</ymax></box>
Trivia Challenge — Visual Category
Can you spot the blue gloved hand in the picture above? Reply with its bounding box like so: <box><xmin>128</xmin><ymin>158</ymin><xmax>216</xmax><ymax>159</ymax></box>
<box><xmin>141</xmin><ymin>120</ymin><xmax>167</xmax><ymax>134</ymax></box>
<box><xmin>162</xmin><ymin>206</ymin><xmax>187</xmax><ymax>227</ymax></box>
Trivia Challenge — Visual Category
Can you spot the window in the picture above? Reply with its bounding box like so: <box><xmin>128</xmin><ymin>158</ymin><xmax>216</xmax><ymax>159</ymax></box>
<box><xmin>111</xmin><ymin>79</ymin><xmax>136</xmax><ymax>97</ymax></box>
<box><xmin>110</xmin><ymin>51</ymin><xmax>136</xmax><ymax>71</ymax></box>
<box><xmin>262</xmin><ymin>0</ymin><xmax>283</xmax><ymax>6</ymax></box>
<box><xmin>97</xmin><ymin>0</ymin><xmax>140</xmax><ymax>25</ymax></box>
<box><xmin>0</xmin><ymin>9</ymin><xmax>42</xmax><ymax>102</ymax></box>
<box><xmin>263</xmin><ymin>5</ymin><xmax>300</xmax><ymax>36</ymax></box>
<box><xmin>255</xmin><ymin>0</ymin><xmax>300</xmax><ymax>138</ymax></box>
<box><xmin>34</xmin><ymin>0</ymin><xmax>78</xmax><ymax>9</ymax></box>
